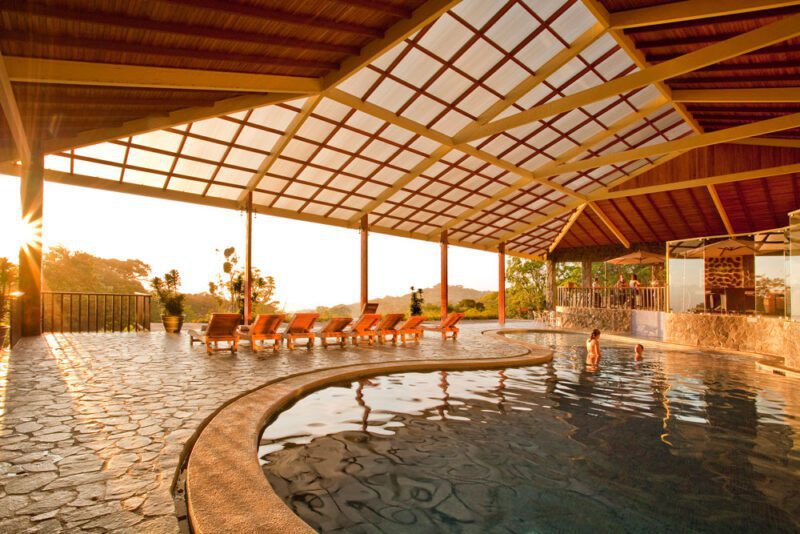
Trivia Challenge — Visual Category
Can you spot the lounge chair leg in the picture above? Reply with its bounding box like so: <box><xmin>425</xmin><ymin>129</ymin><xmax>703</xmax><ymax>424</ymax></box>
<box><xmin>206</xmin><ymin>342</ymin><xmax>212</xmax><ymax>355</ymax></box>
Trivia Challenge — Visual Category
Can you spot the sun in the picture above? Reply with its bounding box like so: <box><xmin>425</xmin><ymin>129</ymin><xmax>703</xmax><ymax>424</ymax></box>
<box><xmin>11</xmin><ymin>216</ymin><xmax>40</xmax><ymax>253</ymax></box>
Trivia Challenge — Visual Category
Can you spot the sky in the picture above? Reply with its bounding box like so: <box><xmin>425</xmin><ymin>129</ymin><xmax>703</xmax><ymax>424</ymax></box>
<box><xmin>0</xmin><ymin>173</ymin><xmax>498</xmax><ymax>311</ymax></box>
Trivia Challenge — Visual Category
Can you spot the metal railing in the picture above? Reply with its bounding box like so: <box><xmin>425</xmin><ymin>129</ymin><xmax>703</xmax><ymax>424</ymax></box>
<box><xmin>557</xmin><ymin>286</ymin><xmax>666</xmax><ymax>312</ymax></box>
<box><xmin>41</xmin><ymin>292</ymin><xmax>151</xmax><ymax>333</ymax></box>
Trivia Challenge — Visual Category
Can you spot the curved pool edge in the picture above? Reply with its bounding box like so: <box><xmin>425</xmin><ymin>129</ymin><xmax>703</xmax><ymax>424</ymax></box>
<box><xmin>186</xmin><ymin>331</ymin><xmax>553</xmax><ymax>534</ymax></box>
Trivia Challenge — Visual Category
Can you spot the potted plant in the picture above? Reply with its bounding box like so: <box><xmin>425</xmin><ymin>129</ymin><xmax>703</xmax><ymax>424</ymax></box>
<box><xmin>151</xmin><ymin>269</ymin><xmax>185</xmax><ymax>333</ymax></box>
<box><xmin>0</xmin><ymin>258</ymin><xmax>16</xmax><ymax>349</ymax></box>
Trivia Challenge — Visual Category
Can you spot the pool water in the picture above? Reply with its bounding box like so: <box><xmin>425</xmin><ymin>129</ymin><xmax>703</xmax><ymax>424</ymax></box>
<box><xmin>259</xmin><ymin>332</ymin><xmax>800</xmax><ymax>533</ymax></box>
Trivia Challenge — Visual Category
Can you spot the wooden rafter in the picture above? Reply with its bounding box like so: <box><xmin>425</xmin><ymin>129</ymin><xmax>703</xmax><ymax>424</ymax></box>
<box><xmin>0</xmin><ymin>162</ymin><xmax>542</xmax><ymax>261</ymax></box>
<box><xmin>588</xmin><ymin>202</ymin><xmax>631</xmax><ymax>248</ymax></box>
<box><xmin>237</xmin><ymin>95</ymin><xmax>322</xmax><ymax>203</ymax></box>
<box><xmin>590</xmin><ymin>162</ymin><xmax>800</xmax><ymax>200</ymax></box>
<box><xmin>609</xmin><ymin>0</ymin><xmax>800</xmax><ymax>29</ymax></box>
<box><xmin>322</xmin><ymin>0</ymin><xmax>461</xmax><ymax>89</ymax></box>
<box><xmin>672</xmin><ymin>87</ymin><xmax>800</xmax><ymax>103</ymax></box>
<box><xmin>0</xmin><ymin>52</ymin><xmax>30</xmax><ymax>163</ymax></box>
<box><xmin>457</xmin><ymin>12</ymin><xmax>800</xmax><ymax>144</ymax></box>
<box><xmin>539</xmin><ymin>112</ymin><xmax>800</xmax><ymax>179</ymax></box>
<box><xmin>582</xmin><ymin>0</ymin><xmax>703</xmax><ymax>136</ymax></box>
<box><xmin>733</xmin><ymin>137</ymin><xmax>800</xmax><ymax>149</ymax></box>
<box><xmin>4</xmin><ymin>57</ymin><xmax>321</xmax><ymax>94</ymax></box>
<box><xmin>707</xmin><ymin>185</ymin><xmax>736</xmax><ymax>235</ymax></box>
<box><xmin>548</xmin><ymin>204</ymin><xmax>587</xmax><ymax>254</ymax></box>
<box><xmin>486</xmin><ymin>200</ymin><xmax>586</xmax><ymax>247</ymax></box>
<box><xmin>4</xmin><ymin>92</ymin><xmax>305</xmax><ymax>166</ymax></box>
<box><xmin>434</xmin><ymin>97</ymin><xmax>668</xmax><ymax>236</ymax></box>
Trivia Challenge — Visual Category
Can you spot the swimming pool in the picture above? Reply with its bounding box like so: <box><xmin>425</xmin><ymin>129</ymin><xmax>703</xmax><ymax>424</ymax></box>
<box><xmin>259</xmin><ymin>331</ymin><xmax>800</xmax><ymax>532</ymax></box>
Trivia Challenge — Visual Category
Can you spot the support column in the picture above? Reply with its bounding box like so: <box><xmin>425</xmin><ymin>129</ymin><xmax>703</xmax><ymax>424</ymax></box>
<box><xmin>545</xmin><ymin>259</ymin><xmax>556</xmax><ymax>311</ymax></box>
<box><xmin>440</xmin><ymin>231</ymin><xmax>448</xmax><ymax>319</ymax></box>
<box><xmin>19</xmin><ymin>153</ymin><xmax>43</xmax><ymax>337</ymax></box>
<box><xmin>243</xmin><ymin>192</ymin><xmax>253</xmax><ymax>324</ymax></box>
<box><xmin>360</xmin><ymin>215</ymin><xmax>368</xmax><ymax>311</ymax></box>
<box><xmin>581</xmin><ymin>259</ymin><xmax>592</xmax><ymax>288</ymax></box>
<box><xmin>498</xmin><ymin>243</ymin><xmax>506</xmax><ymax>325</ymax></box>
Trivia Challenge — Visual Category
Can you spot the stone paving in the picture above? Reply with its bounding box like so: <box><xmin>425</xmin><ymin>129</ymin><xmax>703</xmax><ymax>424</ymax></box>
<box><xmin>0</xmin><ymin>321</ymin><xmax>527</xmax><ymax>533</ymax></box>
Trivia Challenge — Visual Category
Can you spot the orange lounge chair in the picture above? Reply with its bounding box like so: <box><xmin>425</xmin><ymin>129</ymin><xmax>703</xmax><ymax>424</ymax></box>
<box><xmin>372</xmin><ymin>313</ymin><xmax>405</xmax><ymax>344</ymax></box>
<box><xmin>188</xmin><ymin>313</ymin><xmax>241</xmax><ymax>354</ymax></box>
<box><xmin>360</xmin><ymin>302</ymin><xmax>379</xmax><ymax>315</ymax></box>
<box><xmin>347</xmin><ymin>314</ymin><xmax>381</xmax><ymax>345</ymax></box>
<box><xmin>422</xmin><ymin>312</ymin><xmax>464</xmax><ymax>340</ymax></box>
<box><xmin>397</xmin><ymin>316</ymin><xmax>425</xmax><ymax>343</ymax></box>
<box><xmin>283</xmin><ymin>313</ymin><xmax>318</xmax><ymax>349</ymax></box>
<box><xmin>238</xmin><ymin>313</ymin><xmax>284</xmax><ymax>352</ymax></box>
<box><xmin>318</xmin><ymin>317</ymin><xmax>352</xmax><ymax>348</ymax></box>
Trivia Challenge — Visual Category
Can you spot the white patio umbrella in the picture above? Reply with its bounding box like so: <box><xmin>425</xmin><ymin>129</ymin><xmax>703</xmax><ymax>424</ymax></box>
<box><xmin>686</xmin><ymin>238</ymin><xmax>755</xmax><ymax>258</ymax></box>
<box><xmin>605</xmin><ymin>251</ymin><xmax>665</xmax><ymax>265</ymax></box>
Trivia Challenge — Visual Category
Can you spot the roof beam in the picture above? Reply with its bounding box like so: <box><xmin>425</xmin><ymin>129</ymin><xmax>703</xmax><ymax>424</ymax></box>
<box><xmin>707</xmin><ymin>184</ymin><xmax>736</xmax><ymax>235</ymax></box>
<box><xmin>322</xmin><ymin>0</ymin><xmax>461</xmax><ymax>89</ymax></box>
<box><xmin>588</xmin><ymin>202</ymin><xmax>631</xmax><ymax>248</ymax></box>
<box><xmin>434</xmin><ymin>97</ymin><xmax>668</xmax><ymax>236</ymax></box>
<box><xmin>732</xmin><ymin>137</ymin><xmax>800</xmax><ymax>149</ymax></box>
<box><xmin>538</xmin><ymin>111</ymin><xmax>800</xmax><ymax>179</ymax></box>
<box><xmin>14</xmin><ymin>93</ymin><xmax>305</xmax><ymax>164</ymax></box>
<box><xmin>0</xmin><ymin>52</ymin><xmax>30</xmax><ymax>164</ymax></box>
<box><xmin>4</xmin><ymin>57</ymin><xmax>322</xmax><ymax>93</ymax></box>
<box><xmin>336</xmin><ymin>23</ymin><xmax>606</xmax><ymax>226</ymax></box>
<box><xmin>0</xmin><ymin>162</ymin><xmax>545</xmax><ymax>260</ymax></box>
<box><xmin>548</xmin><ymin>204</ymin><xmax>588</xmax><ymax>254</ymax></box>
<box><xmin>589</xmin><ymin>162</ymin><xmax>800</xmax><ymax>200</ymax></box>
<box><xmin>673</xmin><ymin>87</ymin><xmax>800</xmax><ymax>103</ymax></box>
<box><xmin>609</xmin><ymin>0</ymin><xmax>800</xmax><ymax>30</ymax></box>
<box><xmin>583</xmin><ymin>0</ymin><xmax>703</xmax><ymax>136</ymax></box>
<box><xmin>237</xmin><ymin>95</ymin><xmax>322</xmax><ymax>203</ymax></box>
<box><xmin>347</xmin><ymin>145</ymin><xmax>454</xmax><ymax>226</ymax></box>
<box><xmin>486</xmin><ymin>201</ymin><xmax>587</xmax><ymax>247</ymax></box>
<box><xmin>457</xmin><ymin>12</ymin><xmax>800</xmax><ymax>144</ymax></box>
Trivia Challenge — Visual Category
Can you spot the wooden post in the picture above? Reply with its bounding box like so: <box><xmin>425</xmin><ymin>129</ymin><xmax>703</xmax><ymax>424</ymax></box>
<box><xmin>545</xmin><ymin>259</ymin><xmax>556</xmax><ymax>310</ymax></box>
<box><xmin>581</xmin><ymin>259</ymin><xmax>592</xmax><ymax>288</ymax></box>
<box><xmin>440</xmin><ymin>230</ymin><xmax>448</xmax><ymax>320</ymax></box>
<box><xmin>19</xmin><ymin>152</ymin><xmax>44</xmax><ymax>337</ymax></box>
<box><xmin>498</xmin><ymin>243</ymin><xmax>506</xmax><ymax>325</ymax></box>
<box><xmin>243</xmin><ymin>192</ymin><xmax>253</xmax><ymax>325</ymax></box>
<box><xmin>360</xmin><ymin>215</ymin><xmax>368</xmax><ymax>311</ymax></box>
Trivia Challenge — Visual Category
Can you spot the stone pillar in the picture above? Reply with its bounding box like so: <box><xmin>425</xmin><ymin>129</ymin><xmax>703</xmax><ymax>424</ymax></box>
<box><xmin>243</xmin><ymin>192</ymin><xmax>253</xmax><ymax>324</ymax></box>
<box><xmin>360</xmin><ymin>215</ymin><xmax>368</xmax><ymax>311</ymax></box>
<box><xmin>19</xmin><ymin>153</ymin><xmax>44</xmax><ymax>337</ymax></box>
<box><xmin>498</xmin><ymin>243</ymin><xmax>506</xmax><ymax>325</ymax></box>
<box><xmin>440</xmin><ymin>231</ymin><xmax>448</xmax><ymax>319</ymax></box>
<box><xmin>581</xmin><ymin>259</ymin><xmax>592</xmax><ymax>288</ymax></box>
<box><xmin>545</xmin><ymin>259</ymin><xmax>556</xmax><ymax>310</ymax></box>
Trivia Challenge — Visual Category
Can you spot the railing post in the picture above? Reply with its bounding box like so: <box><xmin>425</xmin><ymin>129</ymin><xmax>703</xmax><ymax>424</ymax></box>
<box><xmin>545</xmin><ymin>259</ymin><xmax>556</xmax><ymax>310</ymax></box>
<box><xmin>498</xmin><ymin>243</ymin><xmax>505</xmax><ymax>325</ymax></box>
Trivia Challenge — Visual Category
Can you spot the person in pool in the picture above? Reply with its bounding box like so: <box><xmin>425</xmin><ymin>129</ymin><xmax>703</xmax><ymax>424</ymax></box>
<box><xmin>634</xmin><ymin>343</ymin><xmax>644</xmax><ymax>361</ymax></box>
<box><xmin>586</xmin><ymin>329</ymin><xmax>601</xmax><ymax>366</ymax></box>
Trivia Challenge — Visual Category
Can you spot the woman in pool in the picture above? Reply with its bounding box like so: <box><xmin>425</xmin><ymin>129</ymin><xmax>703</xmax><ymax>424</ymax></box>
<box><xmin>634</xmin><ymin>343</ymin><xmax>644</xmax><ymax>361</ymax></box>
<box><xmin>586</xmin><ymin>329</ymin><xmax>601</xmax><ymax>366</ymax></box>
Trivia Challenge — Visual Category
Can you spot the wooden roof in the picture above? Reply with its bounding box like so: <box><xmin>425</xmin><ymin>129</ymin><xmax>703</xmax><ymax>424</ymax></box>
<box><xmin>2</xmin><ymin>0</ymin><xmax>800</xmax><ymax>259</ymax></box>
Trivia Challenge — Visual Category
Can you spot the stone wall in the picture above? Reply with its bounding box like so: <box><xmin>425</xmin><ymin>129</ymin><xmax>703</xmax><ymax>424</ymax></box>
<box><xmin>665</xmin><ymin>313</ymin><xmax>800</xmax><ymax>368</ymax></box>
<box><xmin>557</xmin><ymin>307</ymin><xmax>631</xmax><ymax>334</ymax></box>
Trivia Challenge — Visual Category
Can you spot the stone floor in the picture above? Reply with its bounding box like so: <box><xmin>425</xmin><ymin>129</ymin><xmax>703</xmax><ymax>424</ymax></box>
<box><xmin>0</xmin><ymin>321</ymin><xmax>527</xmax><ymax>533</ymax></box>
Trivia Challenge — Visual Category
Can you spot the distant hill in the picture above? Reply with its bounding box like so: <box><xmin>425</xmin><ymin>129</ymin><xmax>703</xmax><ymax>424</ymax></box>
<box><xmin>342</xmin><ymin>284</ymin><xmax>491</xmax><ymax>315</ymax></box>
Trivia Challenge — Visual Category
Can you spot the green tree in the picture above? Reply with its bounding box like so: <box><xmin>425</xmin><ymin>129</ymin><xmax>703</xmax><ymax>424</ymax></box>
<box><xmin>43</xmin><ymin>246</ymin><xmax>150</xmax><ymax>293</ymax></box>
<box><xmin>209</xmin><ymin>247</ymin><xmax>278</xmax><ymax>320</ymax></box>
<box><xmin>0</xmin><ymin>258</ymin><xmax>18</xmax><ymax>326</ymax></box>
<box><xmin>505</xmin><ymin>258</ymin><xmax>581</xmax><ymax>317</ymax></box>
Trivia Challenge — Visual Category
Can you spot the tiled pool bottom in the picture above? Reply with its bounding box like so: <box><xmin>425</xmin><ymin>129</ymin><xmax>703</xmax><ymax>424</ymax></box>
<box><xmin>260</xmin><ymin>331</ymin><xmax>800</xmax><ymax>533</ymax></box>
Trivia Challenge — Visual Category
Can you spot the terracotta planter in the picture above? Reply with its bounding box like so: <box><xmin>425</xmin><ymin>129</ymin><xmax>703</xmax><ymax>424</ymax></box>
<box><xmin>0</xmin><ymin>325</ymin><xmax>8</xmax><ymax>350</ymax></box>
<box><xmin>161</xmin><ymin>315</ymin><xmax>184</xmax><ymax>333</ymax></box>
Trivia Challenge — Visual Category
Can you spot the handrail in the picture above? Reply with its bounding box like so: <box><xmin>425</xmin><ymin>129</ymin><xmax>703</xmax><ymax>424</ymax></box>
<box><xmin>41</xmin><ymin>291</ymin><xmax>151</xmax><ymax>333</ymax></box>
<box><xmin>557</xmin><ymin>286</ymin><xmax>666</xmax><ymax>312</ymax></box>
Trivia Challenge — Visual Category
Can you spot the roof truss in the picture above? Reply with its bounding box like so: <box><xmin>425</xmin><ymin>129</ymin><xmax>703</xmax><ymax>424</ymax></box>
<box><xmin>608</xmin><ymin>0</ymin><xmax>800</xmax><ymax>30</ymax></box>
<box><xmin>0</xmin><ymin>52</ymin><xmax>30</xmax><ymax>164</ymax></box>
